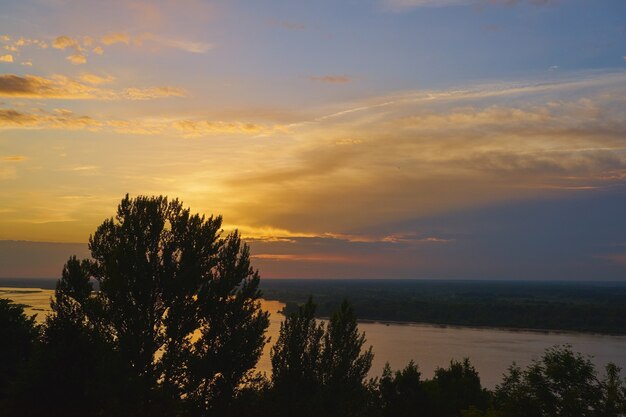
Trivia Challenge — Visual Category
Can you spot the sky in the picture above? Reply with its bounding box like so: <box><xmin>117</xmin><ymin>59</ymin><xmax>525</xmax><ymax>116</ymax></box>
<box><xmin>1</xmin><ymin>0</ymin><xmax>626</xmax><ymax>280</ymax></box>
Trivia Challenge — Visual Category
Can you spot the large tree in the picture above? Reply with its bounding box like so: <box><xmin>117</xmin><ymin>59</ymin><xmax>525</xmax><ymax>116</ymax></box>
<box><xmin>46</xmin><ymin>195</ymin><xmax>270</xmax><ymax>416</ymax></box>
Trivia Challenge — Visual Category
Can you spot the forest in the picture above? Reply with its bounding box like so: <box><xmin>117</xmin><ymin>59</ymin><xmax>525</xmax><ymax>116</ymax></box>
<box><xmin>263</xmin><ymin>279</ymin><xmax>626</xmax><ymax>335</ymax></box>
<box><xmin>1</xmin><ymin>195</ymin><xmax>625</xmax><ymax>417</ymax></box>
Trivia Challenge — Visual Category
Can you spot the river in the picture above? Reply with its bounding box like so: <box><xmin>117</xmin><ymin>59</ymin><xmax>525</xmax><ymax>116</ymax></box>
<box><xmin>3</xmin><ymin>287</ymin><xmax>625</xmax><ymax>389</ymax></box>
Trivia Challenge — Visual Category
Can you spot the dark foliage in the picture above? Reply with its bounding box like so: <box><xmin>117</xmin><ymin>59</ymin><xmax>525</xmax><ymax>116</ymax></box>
<box><xmin>493</xmin><ymin>345</ymin><xmax>626</xmax><ymax>417</ymax></box>
<box><xmin>379</xmin><ymin>361</ymin><xmax>428</xmax><ymax>417</ymax></box>
<box><xmin>0</xmin><ymin>298</ymin><xmax>38</xmax><ymax>401</ymax></box>
<box><xmin>269</xmin><ymin>297</ymin><xmax>374</xmax><ymax>417</ymax></box>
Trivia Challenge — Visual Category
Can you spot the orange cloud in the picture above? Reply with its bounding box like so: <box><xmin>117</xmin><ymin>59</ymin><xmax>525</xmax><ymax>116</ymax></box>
<box><xmin>101</xmin><ymin>32</ymin><xmax>130</xmax><ymax>46</ymax></box>
<box><xmin>66</xmin><ymin>54</ymin><xmax>87</xmax><ymax>65</ymax></box>
<box><xmin>251</xmin><ymin>253</ymin><xmax>363</xmax><ymax>263</ymax></box>
<box><xmin>0</xmin><ymin>54</ymin><xmax>13</xmax><ymax>63</ymax></box>
<box><xmin>0</xmin><ymin>108</ymin><xmax>102</xmax><ymax>130</ymax></box>
<box><xmin>52</xmin><ymin>36</ymin><xmax>80</xmax><ymax>50</ymax></box>
<box><xmin>0</xmin><ymin>74</ymin><xmax>184</xmax><ymax>100</ymax></box>
<box><xmin>173</xmin><ymin>120</ymin><xmax>283</xmax><ymax>137</ymax></box>
<box><xmin>122</xmin><ymin>86</ymin><xmax>186</xmax><ymax>100</ymax></box>
<box><xmin>79</xmin><ymin>73</ymin><xmax>115</xmax><ymax>85</ymax></box>
<box><xmin>2</xmin><ymin>155</ymin><xmax>27</xmax><ymax>162</ymax></box>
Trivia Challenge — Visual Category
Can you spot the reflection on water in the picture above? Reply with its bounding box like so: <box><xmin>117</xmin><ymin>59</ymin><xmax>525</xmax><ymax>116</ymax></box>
<box><xmin>0</xmin><ymin>287</ymin><xmax>54</xmax><ymax>321</ymax></box>
<box><xmin>3</xmin><ymin>287</ymin><xmax>625</xmax><ymax>388</ymax></box>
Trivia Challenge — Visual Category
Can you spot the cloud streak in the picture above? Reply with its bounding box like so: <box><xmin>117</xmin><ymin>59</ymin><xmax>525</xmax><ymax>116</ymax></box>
<box><xmin>0</xmin><ymin>74</ymin><xmax>185</xmax><ymax>100</ymax></box>
<box><xmin>382</xmin><ymin>0</ymin><xmax>557</xmax><ymax>10</ymax></box>
<box><xmin>308</xmin><ymin>75</ymin><xmax>352</xmax><ymax>84</ymax></box>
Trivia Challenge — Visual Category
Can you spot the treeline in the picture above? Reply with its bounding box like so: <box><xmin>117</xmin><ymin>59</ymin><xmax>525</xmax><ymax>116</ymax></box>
<box><xmin>0</xmin><ymin>195</ymin><xmax>625</xmax><ymax>416</ymax></box>
<box><xmin>263</xmin><ymin>279</ymin><xmax>626</xmax><ymax>334</ymax></box>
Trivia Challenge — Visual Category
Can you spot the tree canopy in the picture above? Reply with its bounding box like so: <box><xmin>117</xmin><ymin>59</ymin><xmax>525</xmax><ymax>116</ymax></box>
<box><xmin>7</xmin><ymin>194</ymin><xmax>270</xmax><ymax>417</ymax></box>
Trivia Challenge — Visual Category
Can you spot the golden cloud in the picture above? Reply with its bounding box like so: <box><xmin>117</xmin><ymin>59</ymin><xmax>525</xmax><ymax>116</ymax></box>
<box><xmin>66</xmin><ymin>54</ymin><xmax>87</xmax><ymax>65</ymax></box>
<box><xmin>0</xmin><ymin>106</ymin><xmax>290</xmax><ymax>140</ymax></box>
<box><xmin>0</xmin><ymin>74</ymin><xmax>101</xmax><ymax>98</ymax></box>
<box><xmin>79</xmin><ymin>73</ymin><xmax>115</xmax><ymax>85</ymax></box>
<box><xmin>0</xmin><ymin>109</ymin><xmax>39</xmax><ymax>126</ymax></box>
<box><xmin>0</xmin><ymin>54</ymin><xmax>13</xmax><ymax>63</ymax></box>
<box><xmin>251</xmin><ymin>253</ymin><xmax>363</xmax><ymax>263</ymax></box>
<box><xmin>52</xmin><ymin>36</ymin><xmax>79</xmax><ymax>50</ymax></box>
<box><xmin>122</xmin><ymin>86</ymin><xmax>186</xmax><ymax>100</ymax></box>
<box><xmin>0</xmin><ymin>108</ymin><xmax>102</xmax><ymax>130</ymax></box>
<box><xmin>101</xmin><ymin>32</ymin><xmax>130</xmax><ymax>46</ymax></box>
<box><xmin>173</xmin><ymin>120</ymin><xmax>284</xmax><ymax>137</ymax></box>
<box><xmin>0</xmin><ymin>74</ymin><xmax>184</xmax><ymax>100</ymax></box>
<box><xmin>2</xmin><ymin>155</ymin><xmax>27</xmax><ymax>162</ymax></box>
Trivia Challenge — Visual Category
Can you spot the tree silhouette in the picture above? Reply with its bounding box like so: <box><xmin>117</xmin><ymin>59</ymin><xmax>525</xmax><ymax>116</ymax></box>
<box><xmin>33</xmin><ymin>194</ymin><xmax>269</xmax><ymax>416</ymax></box>
<box><xmin>600</xmin><ymin>363</ymin><xmax>626</xmax><ymax>417</ymax></box>
<box><xmin>270</xmin><ymin>296</ymin><xmax>324</xmax><ymax>415</ymax></box>
<box><xmin>494</xmin><ymin>345</ymin><xmax>606</xmax><ymax>417</ymax></box>
<box><xmin>0</xmin><ymin>298</ymin><xmax>38</xmax><ymax>402</ymax></box>
<box><xmin>379</xmin><ymin>361</ymin><xmax>428</xmax><ymax>417</ymax></box>
<box><xmin>428</xmin><ymin>358</ymin><xmax>489</xmax><ymax>417</ymax></box>
<box><xmin>320</xmin><ymin>299</ymin><xmax>374</xmax><ymax>416</ymax></box>
<box><xmin>270</xmin><ymin>297</ymin><xmax>373</xmax><ymax>417</ymax></box>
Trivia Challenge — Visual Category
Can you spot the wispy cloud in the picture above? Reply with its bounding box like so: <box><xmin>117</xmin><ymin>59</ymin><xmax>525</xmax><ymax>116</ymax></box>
<box><xmin>308</xmin><ymin>75</ymin><xmax>352</xmax><ymax>84</ymax></box>
<box><xmin>0</xmin><ymin>108</ymin><xmax>102</xmax><ymax>130</ymax></box>
<box><xmin>0</xmin><ymin>107</ymin><xmax>288</xmax><ymax>139</ymax></box>
<box><xmin>173</xmin><ymin>120</ymin><xmax>285</xmax><ymax>137</ymax></box>
<box><xmin>0</xmin><ymin>74</ymin><xmax>185</xmax><ymax>100</ymax></box>
<box><xmin>2</xmin><ymin>155</ymin><xmax>27</xmax><ymax>162</ymax></box>
<box><xmin>79</xmin><ymin>73</ymin><xmax>115</xmax><ymax>85</ymax></box>
<box><xmin>0</xmin><ymin>54</ymin><xmax>13</xmax><ymax>63</ymax></box>
<box><xmin>251</xmin><ymin>253</ymin><xmax>363</xmax><ymax>263</ymax></box>
<box><xmin>133</xmin><ymin>32</ymin><xmax>213</xmax><ymax>53</ymax></box>
<box><xmin>382</xmin><ymin>0</ymin><xmax>557</xmax><ymax>10</ymax></box>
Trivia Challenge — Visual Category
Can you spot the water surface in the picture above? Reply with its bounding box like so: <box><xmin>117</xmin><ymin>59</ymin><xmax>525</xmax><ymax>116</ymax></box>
<box><xmin>3</xmin><ymin>287</ymin><xmax>625</xmax><ymax>389</ymax></box>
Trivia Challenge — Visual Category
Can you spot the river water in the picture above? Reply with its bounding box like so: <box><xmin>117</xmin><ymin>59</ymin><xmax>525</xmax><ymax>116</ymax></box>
<box><xmin>3</xmin><ymin>287</ymin><xmax>625</xmax><ymax>389</ymax></box>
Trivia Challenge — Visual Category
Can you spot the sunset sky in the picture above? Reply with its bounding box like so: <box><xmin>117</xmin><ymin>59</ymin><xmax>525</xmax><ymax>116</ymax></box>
<box><xmin>1</xmin><ymin>0</ymin><xmax>626</xmax><ymax>279</ymax></box>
